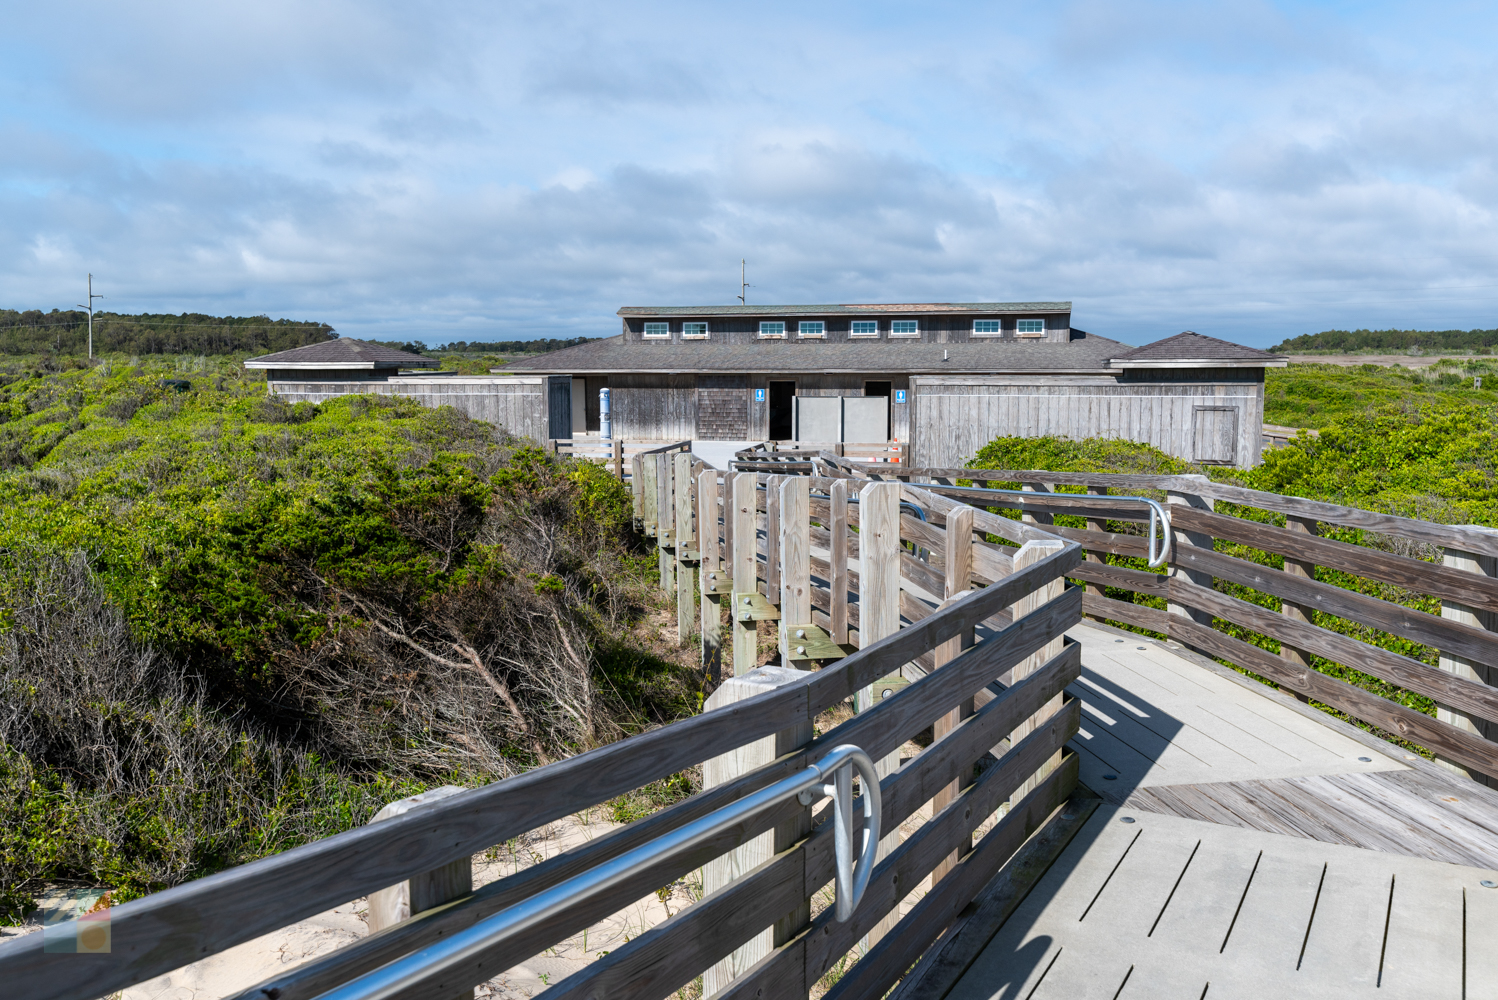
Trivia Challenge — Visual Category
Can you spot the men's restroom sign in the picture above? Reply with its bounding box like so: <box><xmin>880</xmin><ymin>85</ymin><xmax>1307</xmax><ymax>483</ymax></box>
<box><xmin>894</xmin><ymin>389</ymin><xmax>906</xmax><ymax>404</ymax></box>
<box><xmin>755</xmin><ymin>388</ymin><xmax>766</xmax><ymax>401</ymax></box>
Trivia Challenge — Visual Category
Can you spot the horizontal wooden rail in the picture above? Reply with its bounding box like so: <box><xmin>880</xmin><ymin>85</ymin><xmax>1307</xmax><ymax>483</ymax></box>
<box><xmin>1171</xmin><ymin>505</ymin><xmax>1498</xmax><ymax>615</ymax></box>
<box><xmin>1174</xmin><ymin>545</ymin><xmax>1498</xmax><ymax>667</ymax></box>
<box><xmin>1170</xmin><ymin>616</ymin><xmax>1498</xmax><ymax>776</ymax></box>
<box><xmin>1169</xmin><ymin>578</ymin><xmax>1498</xmax><ymax>726</ymax></box>
<box><xmin>906</xmin><ymin>467</ymin><xmax>1498</xmax><ymax>559</ymax></box>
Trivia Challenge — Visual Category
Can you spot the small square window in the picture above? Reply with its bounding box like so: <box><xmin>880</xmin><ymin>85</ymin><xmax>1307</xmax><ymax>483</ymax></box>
<box><xmin>759</xmin><ymin>321</ymin><xmax>786</xmax><ymax>338</ymax></box>
<box><xmin>798</xmin><ymin>321</ymin><xmax>825</xmax><ymax>338</ymax></box>
<box><xmin>682</xmin><ymin>322</ymin><xmax>709</xmax><ymax>339</ymax></box>
<box><xmin>890</xmin><ymin>320</ymin><xmax>919</xmax><ymax>336</ymax></box>
<box><xmin>851</xmin><ymin>320</ymin><xmax>879</xmax><ymax>337</ymax></box>
<box><xmin>643</xmin><ymin>322</ymin><xmax>670</xmax><ymax>338</ymax></box>
<box><xmin>1017</xmin><ymin>319</ymin><xmax>1045</xmax><ymax>336</ymax></box>
<box><xmin>973</xmin><ymin>320</ymin><xmax>1001</xmax><ymax>335</ymax></box>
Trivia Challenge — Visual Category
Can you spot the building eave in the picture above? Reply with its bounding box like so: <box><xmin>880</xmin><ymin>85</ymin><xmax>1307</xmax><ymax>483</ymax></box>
<box><xmin>1107</xmin><ymin>359</ymin><xmax>1287</xmax><ymax>369</ymax></box>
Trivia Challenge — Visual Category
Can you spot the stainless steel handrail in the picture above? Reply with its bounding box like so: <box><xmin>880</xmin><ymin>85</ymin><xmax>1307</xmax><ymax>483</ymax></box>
<box><xmin>912</xmin><ymin>484</ymin><xmax>1173</xmax><ymax>568</ymax></box>
<box><xmin>314</xmin><ymin>745</ymin><xmax>882</xmax><ymax>1000</ymax></box>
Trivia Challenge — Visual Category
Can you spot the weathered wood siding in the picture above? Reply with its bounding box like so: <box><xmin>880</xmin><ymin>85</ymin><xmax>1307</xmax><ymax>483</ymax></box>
<box><xmin>910</xmin><ymin>372</ymin><xmax>1266</xmax><ymax>468</ymax></box>
<box><xmin>268</xmin><ymin>376</ymin><xmax>548</xmax><ymax>439</ymax></box>
<box><xmin>612</xmin><ymin>374</ymin><xmax>696</xmax><ymax>440</ymax></box>
<box><xmin>621</xmin><ymin>311</ymin><xmax>1072</xmax><ymax>345</ymax></box>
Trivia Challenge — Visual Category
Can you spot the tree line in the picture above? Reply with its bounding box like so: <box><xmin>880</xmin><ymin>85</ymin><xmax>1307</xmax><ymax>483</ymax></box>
<box><xmin>0</xmin><ymin>309</ymin><xmax>336</xmax><ymax>356</ymax></box>
<box><xmin>434</xmin><ymin>337</ymin><xmax>598</xmax><ymax>354</ymax></box>
<box><xmin>1272</xmin><ymin>328</ymin><xmax>1498</xmax><ymax>352</ymax></box>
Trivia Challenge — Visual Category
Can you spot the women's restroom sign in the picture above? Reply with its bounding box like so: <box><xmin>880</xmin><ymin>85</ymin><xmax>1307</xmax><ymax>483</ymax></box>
<box><xmin>894</xmin><ymin>390</ymin><xmax>906</xmax><ymax>403</ymax></box>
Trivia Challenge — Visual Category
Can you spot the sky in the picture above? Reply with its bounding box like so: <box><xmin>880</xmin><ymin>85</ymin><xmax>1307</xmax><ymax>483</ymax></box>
<box><xmin>3</xmin><ymin>1</ymin><xmax>1498</xmax><ymax>348</ymax></box>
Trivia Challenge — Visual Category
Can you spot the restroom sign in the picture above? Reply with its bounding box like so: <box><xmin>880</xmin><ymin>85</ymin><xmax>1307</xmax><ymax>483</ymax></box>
<box><xmin>894</xmin><ymin>389</ymin><xmax>906</xmax><ymax>404</ymax></box>
<box><xmin>755</xmin><ymin>388</ymin><xmax>766</xmax><ymax>401</ymax></box>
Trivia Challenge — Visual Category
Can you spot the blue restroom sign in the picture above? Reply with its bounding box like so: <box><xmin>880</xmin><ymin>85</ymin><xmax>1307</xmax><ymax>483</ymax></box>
<box><xmin>755</xmin><ymin>388</ymin><xmax>766</xmax><ymax>401</ymax></box>
<box><xmin>895</xmin><ymin>389</ymin><xmax>906</xmax><ymax>404</ymax></box>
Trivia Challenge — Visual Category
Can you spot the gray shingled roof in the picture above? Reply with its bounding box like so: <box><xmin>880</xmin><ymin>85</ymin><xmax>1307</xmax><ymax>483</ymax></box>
<box><xmin>617</xmin><ymin>302</ymin><xmax>1071</xmax><ymax>318</ymax></box>
<box><xmin>1111</xmin><ymin>332</ymin><xmax>1284</xmax><ymax>364</ymax></box>
<box><xmin>244</xmin><ymin>338</ymin><xmax>439</xmax><ymax>369</ymax></box>
<box><xmin>504</xmin><ymin>332</ymin><xmax>1128</xmax><ymax>375</ymax></box>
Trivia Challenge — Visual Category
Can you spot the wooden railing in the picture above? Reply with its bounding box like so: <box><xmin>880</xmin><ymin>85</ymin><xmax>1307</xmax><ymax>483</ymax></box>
<box><xmin>2</xmin><ymin>451</ymin><xmax>1084</xmax><ymax>1000</ymax></box>
<box><xmin>880</xmin><ymin>464</ymin><xmax>1498</xmax><ymax>784</ymax></box>
<box><xmin>548</xmin><ymin>437</ymin><xmax>691</xmax><ymax>482</ymax></box>
<box><xmin>732</xmin><ymin>441</ymin><xmax>904</xmax><ymax>473</ymax></box>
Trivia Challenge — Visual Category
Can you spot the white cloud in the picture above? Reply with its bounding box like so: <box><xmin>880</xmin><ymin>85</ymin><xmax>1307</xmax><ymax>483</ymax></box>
<box><xmin>3</xmin><ymin>1</ymin><xmax>1498</xmax><ymax>346</ymax></box>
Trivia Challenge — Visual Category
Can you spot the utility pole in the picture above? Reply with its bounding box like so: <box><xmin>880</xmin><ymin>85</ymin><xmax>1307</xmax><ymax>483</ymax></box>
<box><xmin>737</xmin><ymin>259</ymin><xmax>750</xmax><ymax>306</ymax></box>
<box><xmin>77</xmin><ymin>274</ymin><xmax>103</xmax><ymax>360</ymax></box>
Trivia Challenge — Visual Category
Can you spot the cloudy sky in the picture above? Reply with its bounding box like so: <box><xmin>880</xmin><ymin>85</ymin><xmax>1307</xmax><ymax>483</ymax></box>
<box><xmin>3</xmin><ymin>1</ymin><xmax>1497</xmax><ymax>347</ymax></box>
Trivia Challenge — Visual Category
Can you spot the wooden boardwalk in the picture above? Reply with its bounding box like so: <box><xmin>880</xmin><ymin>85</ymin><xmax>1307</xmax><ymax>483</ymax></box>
<box><xmin>899</xmin><ymin>623</ymin><xmax>1498</xmax><ymax>999</ymax></box>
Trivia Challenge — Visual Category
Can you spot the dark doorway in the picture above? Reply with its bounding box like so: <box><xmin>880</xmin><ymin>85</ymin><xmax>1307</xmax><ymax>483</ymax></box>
<box><xmin>584</xmin><ymin>375</ymin><xmax>608</xmax><ymax>432</ymax></box>
<box><xmin>864</xmin><ymin>381</ymin><xmax>892</xmax><ymax>398</ymax></box>
<box><xmin>769</xmin><ymin>380</ymin><xmax>796</xmax><ymax>440</ymax></box>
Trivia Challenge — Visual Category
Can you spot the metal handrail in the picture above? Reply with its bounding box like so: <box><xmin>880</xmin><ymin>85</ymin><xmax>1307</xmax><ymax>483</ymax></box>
<box><xmin>908</xmin><ymin>484</ymin><xmax>1173</xmax><ymax>568</ymax></box>
<box><xmin>314</xmin><ymin>745</ymin><xmax>882</xmax><ymax>1000</ymax></box>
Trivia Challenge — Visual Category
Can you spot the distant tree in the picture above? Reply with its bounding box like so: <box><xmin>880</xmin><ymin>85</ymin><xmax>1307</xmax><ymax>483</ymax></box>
<box><xmin>0</xmin><ymin>309</ymin><xmax>336</xmax><ymax>356</ymax></box>
<box><xmin>434</xmin><ymin>337</ymin><xmax>599</xmax><ymax>354</ymax></box>
<box><xmin>1272</xmin><ymin>328</ymin><xmax>1498</xmax><ymax>353</ymax></box>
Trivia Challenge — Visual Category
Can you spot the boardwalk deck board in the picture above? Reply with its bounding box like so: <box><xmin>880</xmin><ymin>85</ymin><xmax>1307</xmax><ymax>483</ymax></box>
<box><xmin>942</xmin><ymin>809</ymin><xmax>1498</xmax><ymax>999</ymax></box>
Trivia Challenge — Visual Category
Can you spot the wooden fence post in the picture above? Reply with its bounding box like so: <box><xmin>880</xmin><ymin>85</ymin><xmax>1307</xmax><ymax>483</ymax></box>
<box><xmin>658</xmin><ymin>454</ymin><xmax>674</xmax><ymax>594</ymax></box>
<box><xmin>1083</xmin><ymin>485</ymin><xmax>1108</xmax><ymax>619</ymax></box>
<box><xmin>699</xmin><ymin>467</ymin><xmax>723</xmax><ymax>685</ymax></box>
<box><xmin>1007</xmin><ymin>538</ymin><xmax>1067</xmax><ymax>798</ymax></box>
<box><xmin>1438</xmin><ymin>526</ymin><xmax>1498</xmax><ymax>785</ymax></box>
<box><xmin>931</xmin><ymin>504</ymin><xmax>976</xmax><ymax>886</ymax></box>
<box><xmin>856</xmin><ymin>480</ymin><xmax>902</xmax><ymax>953</ymax></box>
<box><xmin>675</xmin><ymin>452</ymin><xmax>696</xmax><ymax>646</ymax></box>
<box><xmin>638</xmin><ymin>454</ymin><xmax>655</xmax><ymax>536</ymax></box>
<box><xmin>700</xmin><ymin>665</ymin><xmax>814</xmax><ymax>998</ymax></box>
<box><xmin>829</xmin><ymin>479</ymin><xmax>850</xmax><ymax>645</ymax></box>
<box><xmin>856</xmin><ymin>481</ymin><xmax>901</xmax><ymax>713</ymax></box>
<box><xmin>1166</xmin><ymin>474</ymin><xmax>1215</xmax><ymax>635</ymax></box>
<box><xmin>732</xmin><ymin>473</ymin><xmax>759</xmax><ymax>677</ymax></box>
<box><xmin>779</xmin><ymin>477</ymin><xmax>810</xmax><ymax>664</ymax></box>
<box><xmin>1021</xmin><ymin>481</ymin><xmax>1053</xmax><ymax>526</ymax></box>
<box><xmin>766</xmin><ymin>474</ymin><xmax>783</xmax><ymax>599</ymax></box>
<box><xmin>613</xmin><ymin>437</ymin><xmax>623</xmax><ymax>480</ymax></box>
<box><xmin>367</xmin><ymin>784</ymin><xmax>473</xmax><ymax>1000</ymax></box>
<box><xmin>1281</xmin><ymin>515</ymin><xmax>1320</xmax><ymax>704</ymax></box>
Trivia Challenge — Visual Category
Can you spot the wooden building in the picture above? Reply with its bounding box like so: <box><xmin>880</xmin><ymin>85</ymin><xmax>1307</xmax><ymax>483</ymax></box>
<box><xmin>247</xmin><ymin>303</ymin><xmax>1286</xmax><ymax>468</ymax></box>
<box><xmin>507</xmin><ymin>304</ymin><xmax>1286</xmax><ymax>467</ymax></box>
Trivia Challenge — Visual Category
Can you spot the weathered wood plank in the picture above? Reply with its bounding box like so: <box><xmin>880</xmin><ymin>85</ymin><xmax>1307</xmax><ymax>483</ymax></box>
<box><xmin>676</xmin><ymin>453</ymin><xmax>696</xmax><ymax>644</ymax></box>
<box><xmin>830</xmin><ymin>479</ymin><xmax>850</xmax><ymax>645</ymax></box>
<box><xmin>858</xmin><ymin>482</ymin><xmax>903</xmax><ymax>713</ymax></box>
<box><xmin>1066</xmin><ymin>560</ymin><xmax>1169</xmax><ymax>598</ymax></box>
<box><xmin>1046</xmin><ymin>524</ymin><xmax>1151</xmax><ymax>558</ymax></box>
<box><xmin>1172</xmin><ymin>505</ymin><xmax>1498</xmax><ymax>615</ymax></box>
<box><xmin>1169</xmin><ymin>576</ymin><xmax>1498</xmax><ymax>726</ymax></box>
<box><xmin>1175</xmin><ymin>545</ymin><xmax>1498</xmax><ymax>667</ymax></box>
<box><xmin>1081</xmin><ymin>592</ymin><xmax>1171</xmax><ymax>633</ymax></box>
<box><xmin>780</xmin><ymin>477</ymin><xmax>811</xmax><ymax>666</ymax></box>
<box><xmin>733</xmin><ymin>473</ymin><xmax>759</xmax><ymax>676</ymax></box>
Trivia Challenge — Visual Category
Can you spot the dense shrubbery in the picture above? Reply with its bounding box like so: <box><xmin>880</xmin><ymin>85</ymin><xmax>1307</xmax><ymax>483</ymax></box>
<box><xmin>0</xmin><ymin>356</ymin><xmax>692</xmax><ymax>913</ymax></box>
<box><xmin>1263</xmin><ymin>360</ymin><xmax>1497</xmax><ymax>428</ymax></box>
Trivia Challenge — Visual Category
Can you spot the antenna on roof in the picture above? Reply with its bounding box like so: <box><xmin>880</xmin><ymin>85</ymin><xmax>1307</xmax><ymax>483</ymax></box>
<box><xmin>737</xmin><ymin>259</ymin><xmax>750</xmax><ymax>306</ymax></box>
